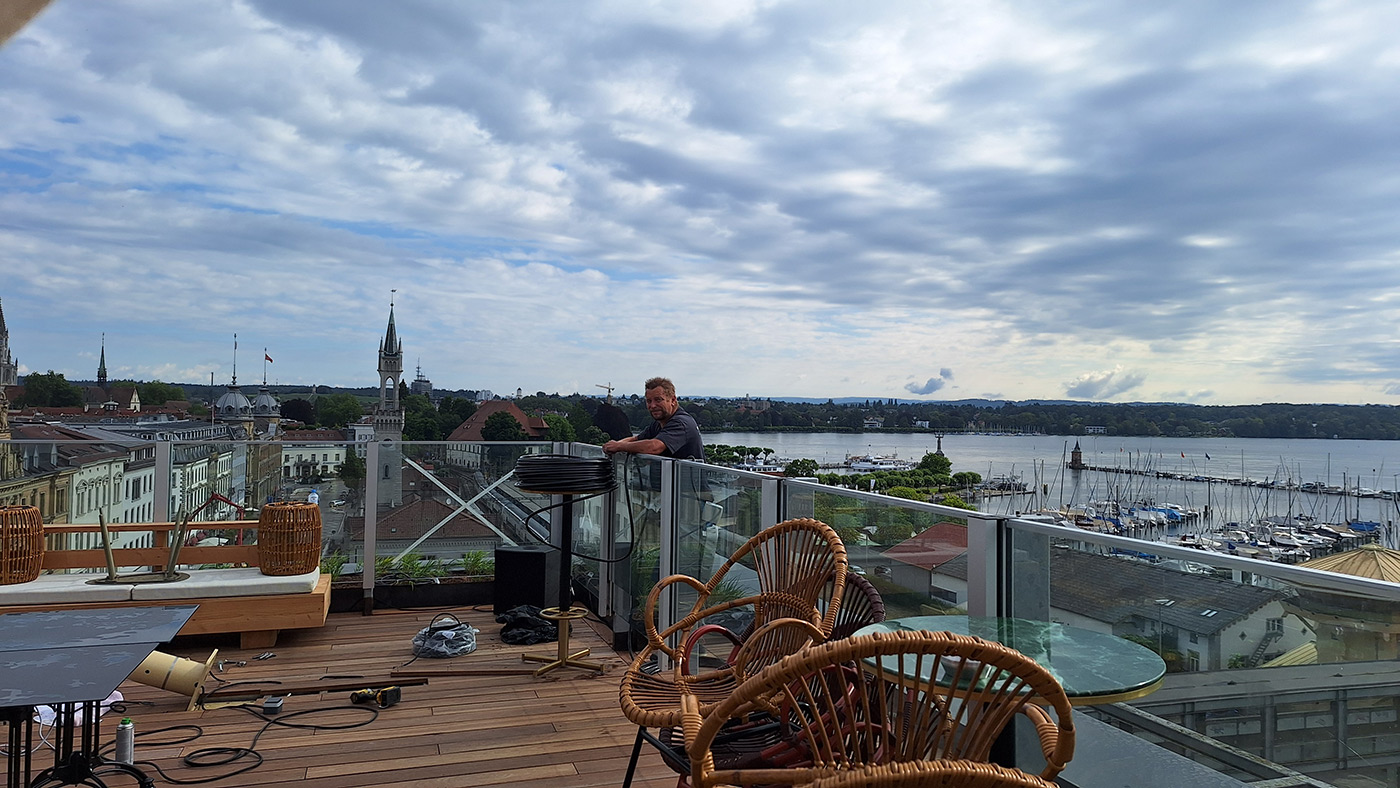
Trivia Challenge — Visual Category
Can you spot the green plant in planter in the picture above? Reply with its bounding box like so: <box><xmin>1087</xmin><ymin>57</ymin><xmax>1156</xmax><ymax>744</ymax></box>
<box><xmin>321</xmin><ymin>552</ymin><xmax>349</xmax><ymax>578</ymax></box>
<box><xmin>371</xmin><ymin>552</ymin><xmax>448</xmax><ymax>586</ymax></box>
<box><xmin>456</xmin><ymin>550</ymin><xmax>494</xmax><ymax>576</ymax></box>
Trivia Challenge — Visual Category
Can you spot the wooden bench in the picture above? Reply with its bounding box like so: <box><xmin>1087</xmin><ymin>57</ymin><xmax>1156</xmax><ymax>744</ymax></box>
<box><xmin>0</xmin><ymin>521</ymin><xmax>331</xmax><ymax>650</ymax></box>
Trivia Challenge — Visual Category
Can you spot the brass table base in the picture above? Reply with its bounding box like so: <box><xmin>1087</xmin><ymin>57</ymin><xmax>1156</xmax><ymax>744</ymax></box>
<box><xmin>523</xmin><ymin>605</ymin><xmax>604</xmax><ymax>676</ymax></box>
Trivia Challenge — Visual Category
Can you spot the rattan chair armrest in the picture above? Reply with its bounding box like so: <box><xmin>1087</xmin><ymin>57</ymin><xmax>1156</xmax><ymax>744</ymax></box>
<box><xmin>679</xmin><ymin>693</ymin><xmax>707</xmax><ymax>787</ymax></box>
<box><xmin>1019</xmin><ymin>704</ymin><xmax>1073</xmax><ymax>779</ymax></box>
<box><xmin>642</xmin><ymin>573</ymin><xmax>711</xmax><ymax>654</ymax></box>
<box><xmin>681</xmin><ymin>624</ymin><xmax>744</xmax><ymax>674</ymax></box>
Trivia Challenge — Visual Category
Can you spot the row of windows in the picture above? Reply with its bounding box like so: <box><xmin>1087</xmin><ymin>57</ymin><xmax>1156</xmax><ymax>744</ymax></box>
<box><xmin>285</xmin><ymin>453</ymin><xmax>339</xmax><ymax>464</ymax></box>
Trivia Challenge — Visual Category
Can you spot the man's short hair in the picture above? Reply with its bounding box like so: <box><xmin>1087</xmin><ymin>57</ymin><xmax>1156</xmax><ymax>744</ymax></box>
<box><xmin>644</xmin><ymin>377</ymin><xmax>676</xmax><ymax>398</ymax></box>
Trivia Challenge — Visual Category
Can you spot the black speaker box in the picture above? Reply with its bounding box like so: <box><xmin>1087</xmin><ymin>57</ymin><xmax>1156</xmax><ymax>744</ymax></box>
<box><xmin>493</xmin><ymin>544</ymin><xmax>560</xmax><ymax>614</ymax></box>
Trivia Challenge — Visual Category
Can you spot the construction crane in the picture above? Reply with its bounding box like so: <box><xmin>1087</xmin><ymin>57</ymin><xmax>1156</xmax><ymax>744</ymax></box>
<box><xmin>595</xmin><ymin>382</ymin><xmax>615</xmax><ymax>404</ymax></box>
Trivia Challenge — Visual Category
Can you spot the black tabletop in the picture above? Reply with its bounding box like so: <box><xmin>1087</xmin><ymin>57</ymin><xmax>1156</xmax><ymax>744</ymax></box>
<box><xmin>0</xmin><ymin>605</ymin><xmax>197</xmax><ymax>707</ymax></box>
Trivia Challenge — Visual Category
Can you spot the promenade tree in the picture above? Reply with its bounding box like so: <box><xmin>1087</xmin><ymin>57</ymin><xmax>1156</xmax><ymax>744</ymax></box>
<box><xmin>918</xmin><ymin>452</ymin><xmax>952</xmax><ymax>475</ymax></box>
<box><xmin>338</xmin><ymin>453</ymin><xmax>366</xmax><ymax>486</ymax></box>
<box><xmin>784</xmin><ymin>458</ymin><xmax>820</xmax><ymax>477</ymax></box>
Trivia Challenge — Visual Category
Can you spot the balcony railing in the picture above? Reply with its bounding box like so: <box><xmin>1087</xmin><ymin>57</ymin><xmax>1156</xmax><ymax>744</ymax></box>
<box><xmin>3</xmin><ymin>436</ymin><xmax>1398</xmax><ymax>786</ymax></box>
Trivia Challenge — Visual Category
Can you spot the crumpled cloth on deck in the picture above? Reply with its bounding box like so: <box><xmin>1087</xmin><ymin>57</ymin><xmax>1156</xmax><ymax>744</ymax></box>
<box><xmin>495</xmin><ymin>604</ymin><xmax>559</xmax><ymax>645</ymax></box>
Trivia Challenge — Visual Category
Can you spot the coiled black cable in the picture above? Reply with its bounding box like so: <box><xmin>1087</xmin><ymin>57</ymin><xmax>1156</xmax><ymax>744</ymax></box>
<box><xmin>513</xmin><ymin>454</ymin><xmax>615</xmax><ymax>495</ymax></box>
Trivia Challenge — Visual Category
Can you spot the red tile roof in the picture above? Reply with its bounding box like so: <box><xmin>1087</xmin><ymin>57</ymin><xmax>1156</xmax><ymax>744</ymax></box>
<box><xmin>345</xmin><ymin>497</ymin><xmax>500</xmax><ymax>541</ymax></box>
<box><xmin>884</xmin><ymin>522</ymin><xmax>970</xmax><ymax>571</ymax></box>
<box><xmin>446</xmin><ymin>400</ymin><xmax>549</xmax><ymax>441</ymax></box>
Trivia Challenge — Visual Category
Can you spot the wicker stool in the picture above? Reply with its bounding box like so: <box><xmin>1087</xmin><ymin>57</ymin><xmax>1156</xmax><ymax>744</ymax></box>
<box><xmin>0</xmin><ymin>505</ymin><xmax>44</xmax><ymax>585</ymax></box>
<box><xmin>257</xmin><ymin>502</ymin><xmax>322</xmax><ymax>576</ymax></box>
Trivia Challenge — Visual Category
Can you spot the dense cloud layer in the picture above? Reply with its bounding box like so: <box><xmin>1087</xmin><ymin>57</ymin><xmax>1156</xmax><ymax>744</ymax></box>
<box><xmin>3</xmin><ymin>1</ymin><xmax>1400</xmax><ymax>403</ymax></box>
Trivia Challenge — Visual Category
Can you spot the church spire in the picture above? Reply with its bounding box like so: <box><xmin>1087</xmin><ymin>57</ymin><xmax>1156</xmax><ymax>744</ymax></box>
<box><xmin>378</xmin><ymin>290</ymin><xmax>403</xmax><ymax>411</ymax></box>
<box><xmin>0</xmin><ymin>297</ymin><xmax>16</xmax><ymax>387</ymax></box>
<box><xmin>97</xmin><ymin>333</ymin><xmax>108</xmax><ymax>391</ymax></box>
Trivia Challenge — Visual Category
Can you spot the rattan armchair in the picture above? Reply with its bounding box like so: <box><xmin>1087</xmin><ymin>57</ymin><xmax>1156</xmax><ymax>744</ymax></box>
<box><xmin>681</xmin><ymin>569</ymin><xmax>886</xmax><ymax>674</ymax></box>
<box><xmin>619</xmin><ymin>517</ymin><xmax>848</xmax><ymax>788</ymax></box>
<box><xmin>685</xmin><ymin>630</ymin><xmax>1076</xmax><ymax>787</ymax></box>
<box><xmin>803</xmin><ymin>760</ymin><xmax>1058</xmax><ymax>788</ymax></box>
<box><xmin>645</xmin><ymin>570</ymin><xmax>888</xmax><ymax>785</ymax></box>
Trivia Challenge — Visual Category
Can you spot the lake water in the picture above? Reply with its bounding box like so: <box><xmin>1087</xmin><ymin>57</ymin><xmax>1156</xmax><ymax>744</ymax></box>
<box><xmin>710</xmin><ymin>432</ymin><xmax>1400</xmax><ymax>532</ymax></box>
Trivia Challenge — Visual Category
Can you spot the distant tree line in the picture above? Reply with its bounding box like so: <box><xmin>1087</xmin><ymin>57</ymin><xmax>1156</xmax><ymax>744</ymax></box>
<box><xmin>607</xmin><ymin>396</ymin><xmax>1400</xmax><ymax>441</ymax></box>
<box><xmin>19</xmin><ymin>373</ymin><xmax>1400</xmax><ymax>441</ymax></box>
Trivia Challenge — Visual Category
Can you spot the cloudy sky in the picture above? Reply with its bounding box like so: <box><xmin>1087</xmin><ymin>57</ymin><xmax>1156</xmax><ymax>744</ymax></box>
<box><xmin>4</xmin><ymin>1</ymin><xmax>1400</xmax><ymax>404</ymax></box>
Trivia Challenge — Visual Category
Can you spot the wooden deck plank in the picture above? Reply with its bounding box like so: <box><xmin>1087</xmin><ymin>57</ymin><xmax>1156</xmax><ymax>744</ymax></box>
<box><xmin>86</xmin><ymin>608</ymin><xmax>672</xmax><ymax>788</ymax></box>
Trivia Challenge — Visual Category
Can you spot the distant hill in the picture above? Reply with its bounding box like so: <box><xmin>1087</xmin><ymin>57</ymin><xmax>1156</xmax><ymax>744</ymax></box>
<box><xmin>736</xmin><ymin>397</ymin><xmax>1192</xmax><ymax>408</ymax></box>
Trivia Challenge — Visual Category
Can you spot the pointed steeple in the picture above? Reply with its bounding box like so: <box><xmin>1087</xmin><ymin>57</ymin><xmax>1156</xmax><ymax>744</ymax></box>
<box><xmin>377</xmin><ymin>291</ymin><xmax>404</xmax><ymax>412</ymax></box>
<box><xmin>374</xmin><ymin>290</ymin><xmax>405</xmax><ymax>508</ymax></box>
<box><xmin>97</xmin><ymin>333</ymin><xmax>108</xmax><ymax>391</ymax></box>
<box><xmin>0</xmin><ymin>297</ymin><xmax>15</xmax><ymax>387</ymax></box>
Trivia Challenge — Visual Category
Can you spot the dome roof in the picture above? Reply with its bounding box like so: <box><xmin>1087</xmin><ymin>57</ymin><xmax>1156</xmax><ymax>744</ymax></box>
<box><xmin>215</xmin><ymin>385</ymin><xmax>252</xmax><ymax>416</ymax></box>
<box><xmin>253</xmin><ymin>385</ymin><xmax>280</xmax><ymax>415</ymax></box>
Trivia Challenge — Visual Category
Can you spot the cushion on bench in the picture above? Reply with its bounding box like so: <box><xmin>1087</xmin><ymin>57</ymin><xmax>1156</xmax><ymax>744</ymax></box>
<box><xmin>131</xmin><ymin>568</ymin><xmax>320</xmax><ymax>600</ymax></box>
<box><xmin>0</xmin><ymin>568</ymin><xmax>321</xmax><ymax>604</ymax></box>
<box><xmin>0</xmin><ymin>574</ymin><xmax>134</xmax><ymax>605</ymax></box>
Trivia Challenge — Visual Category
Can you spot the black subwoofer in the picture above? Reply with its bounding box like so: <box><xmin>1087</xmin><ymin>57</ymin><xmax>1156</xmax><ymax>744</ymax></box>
<box><xmin>493</xmin><ymin>544</ymin><xmax>560</xmax><ymax>614</ymax></box>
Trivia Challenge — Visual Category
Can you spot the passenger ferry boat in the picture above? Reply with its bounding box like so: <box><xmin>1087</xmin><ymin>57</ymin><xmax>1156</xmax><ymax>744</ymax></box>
<box><xmin>846</xmin><ymin>453</ymin><xmax>916</xmax><ymax>472</ymax></box>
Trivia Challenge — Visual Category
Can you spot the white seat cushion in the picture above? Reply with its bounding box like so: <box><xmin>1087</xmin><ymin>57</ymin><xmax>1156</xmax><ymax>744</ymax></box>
<box><xmin>0</xmin><ymin>573</ymin><xmax>134</xmax><ymax>604</ymax></box>
<box><xmin>130</xmin><ymin>568</ymin><xmax>320</xmax><ymax>600</ymax></box>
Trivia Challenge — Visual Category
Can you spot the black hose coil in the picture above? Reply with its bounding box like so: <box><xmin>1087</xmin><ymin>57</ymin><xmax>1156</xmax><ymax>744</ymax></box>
<box><xmin>513</xmin><ymin>454</ymin><xmax>616</xmax><ymax>495</ymax></box>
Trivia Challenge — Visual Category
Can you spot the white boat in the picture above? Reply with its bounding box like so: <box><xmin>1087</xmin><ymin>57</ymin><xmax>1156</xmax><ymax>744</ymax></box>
<box><xmin>847</xmin><ymin>453</ymin><xmax>916</xmax><ymax>472</ymax></box>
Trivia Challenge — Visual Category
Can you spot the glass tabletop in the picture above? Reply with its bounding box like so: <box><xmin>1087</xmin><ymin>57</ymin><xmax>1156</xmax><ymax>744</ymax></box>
<box><xmin>854</xmin><ymin>615</ymin><xmax>1167</xmax><ymax>704</ymax></box>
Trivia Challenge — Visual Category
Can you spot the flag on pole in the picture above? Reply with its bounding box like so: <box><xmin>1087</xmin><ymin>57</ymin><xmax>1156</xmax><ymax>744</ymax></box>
<box><xmin>265</xmin><ymin>353</ymin><xmax>273</xmax><ymax>363</ymax></box>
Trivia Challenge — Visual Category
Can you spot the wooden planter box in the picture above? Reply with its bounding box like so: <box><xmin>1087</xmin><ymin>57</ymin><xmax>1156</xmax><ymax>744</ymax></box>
<box><xmin>329</xmin><ymin>575</ymin><xmax>493</xmax><ymax>613</ymax></box>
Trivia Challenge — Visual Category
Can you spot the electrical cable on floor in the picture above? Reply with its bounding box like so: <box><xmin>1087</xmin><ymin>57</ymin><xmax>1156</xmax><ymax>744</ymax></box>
<box><xmin>106</xmin><ymin>705</ymin><xmax>380</xmax><ymax>785</ymax></box>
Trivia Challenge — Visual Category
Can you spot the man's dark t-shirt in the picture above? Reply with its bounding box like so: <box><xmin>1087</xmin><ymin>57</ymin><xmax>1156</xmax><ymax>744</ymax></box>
<box><xmin>636</xmin><ymin>407</ymin><xmax>704</xmax><ymax>460</ymax></box>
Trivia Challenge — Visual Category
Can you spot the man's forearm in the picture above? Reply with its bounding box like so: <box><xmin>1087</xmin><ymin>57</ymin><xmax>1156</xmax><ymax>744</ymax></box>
<box><xmin>604</xmin><ymin>437</ymin><xmax>668</xmax><ymax>455</ymax></box>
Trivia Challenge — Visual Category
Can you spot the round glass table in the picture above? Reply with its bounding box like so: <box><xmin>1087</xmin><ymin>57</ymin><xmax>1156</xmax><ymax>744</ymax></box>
<box><xmin>855</xmin><ymin>614</ymin><xmax>1167</xmax><ymax>705</ymax></box>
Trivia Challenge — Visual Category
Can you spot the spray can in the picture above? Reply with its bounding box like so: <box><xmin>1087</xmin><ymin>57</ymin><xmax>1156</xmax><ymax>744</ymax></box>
<box><xmin>115</xmin><ymin>717</ymin><xmax>135</xmax><ymax>764</ymax></box>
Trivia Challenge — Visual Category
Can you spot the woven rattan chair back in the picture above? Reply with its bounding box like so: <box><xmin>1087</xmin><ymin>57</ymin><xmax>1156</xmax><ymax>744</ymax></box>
<box><xmin>689</xmin><ymin>630</ymin><xmax>1075</xmax><ymax>787</ymax></box>
<box><xmin>619</xmin><ymin>518</ymin><xmax>848</xmax><ymax>788</ymax></box>
<box><xmin>827</xmin><ymin>570</ymin><xmax>885</xmax><ymax>640</ymax></box>
<box><xmin>803</xmin><ymin>760</ymin><xmax>1058</xmax><ymax>788</ymax></box>
<box><xmin>636</xmin><ymin>517</ymin><xmax>848</xmax><ymax>670</ymax></box>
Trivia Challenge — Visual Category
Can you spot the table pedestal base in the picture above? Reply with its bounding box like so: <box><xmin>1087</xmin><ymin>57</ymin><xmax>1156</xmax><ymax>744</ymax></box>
<box><xmin>523</xmin><ymin>606</ymin><xmax>603</xmax><ymax>676</ymax></box>
<box><xmin>33</xmin><ymin>752</ymin><xmax>155</xmax><ymax>788</ymax></box>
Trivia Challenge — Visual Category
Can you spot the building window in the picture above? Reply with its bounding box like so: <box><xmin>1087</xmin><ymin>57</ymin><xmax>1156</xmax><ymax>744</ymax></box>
<box><xmin>1267</xmin><ymin>617</ymin><xmax>1284</xmax><ymax>633</ymax></box>
<box><xmin>1186</xmin><ymin>650</ymin><xmax>1200</xmax><ymax>671</ymax></box>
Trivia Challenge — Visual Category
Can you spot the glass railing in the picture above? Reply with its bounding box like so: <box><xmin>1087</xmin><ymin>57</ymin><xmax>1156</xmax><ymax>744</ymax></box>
<box><xmin>1000</xmin><ymin>515</ymin><xmax>1400</xmax><ymax>786</ymax></box>
<box><xmin>6</xmin><ymin>435</ymin><xmax>1396</xmax><ymax>784</ymax></box>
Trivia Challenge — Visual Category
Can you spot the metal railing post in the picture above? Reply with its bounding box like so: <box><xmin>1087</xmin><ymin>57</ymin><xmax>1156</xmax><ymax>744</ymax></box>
<box><xmin>362</xmin><ymin>440</ymin><xmax>379</xmax><ymax>614</ymax></box>
<box><xmin>760</xmin><ymin>475</ymin><xmax>779</xmax><ymax>529</ymax></box>
<box><xmin>153</xmin><ymin>441</ymin><xmax>172</xmax><ymax>523</ymax></box>
<box><xmin>965</xmin><ymin>514</ymin><xmax>1004</xmax><ymax>618</ymax></box>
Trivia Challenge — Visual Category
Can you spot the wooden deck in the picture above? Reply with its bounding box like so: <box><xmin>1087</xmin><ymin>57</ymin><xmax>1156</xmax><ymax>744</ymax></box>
<box><xmin>93</xmin><ymin>607</ymin><xmax>676</xmax><ymax>788</ymax></box>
